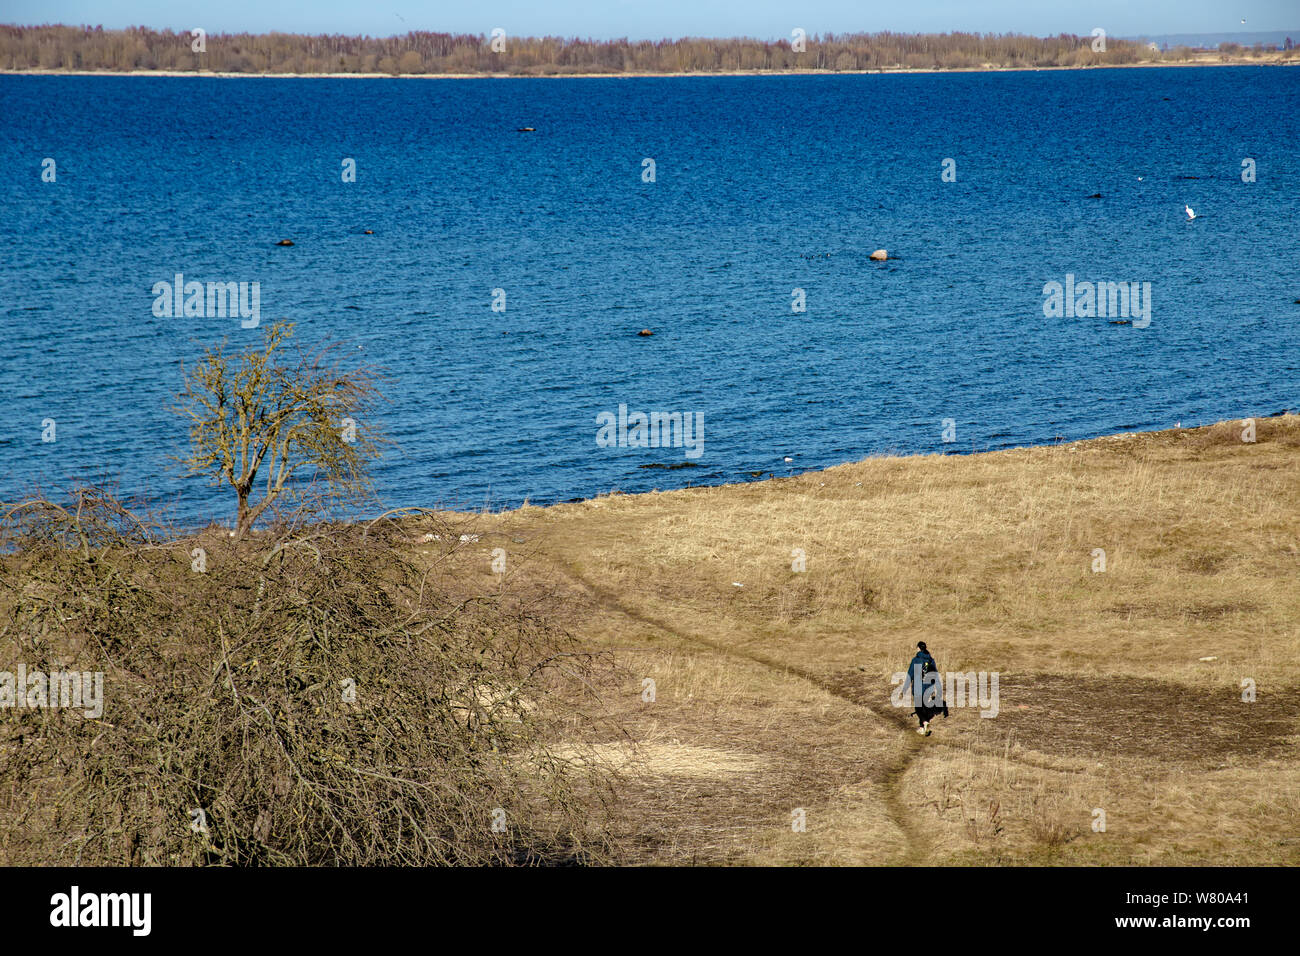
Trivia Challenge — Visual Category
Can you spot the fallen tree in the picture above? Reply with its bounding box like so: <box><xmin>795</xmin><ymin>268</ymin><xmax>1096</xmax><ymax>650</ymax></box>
<box><xmin>0</xmin><ymin>488</ymin><xmax>618</xmax><ymax>865</ymax></box>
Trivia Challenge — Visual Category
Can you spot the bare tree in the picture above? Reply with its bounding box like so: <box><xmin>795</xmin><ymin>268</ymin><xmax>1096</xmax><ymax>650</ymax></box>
<box><xmin>0</xmin><ymin>24</ymin><xmax>1169</xmax><ymax>75</ymax></box>
<box><xmin>175</xmin><ymin>321</ymin><xmax>386</xmax><ymax>539</ymax></box>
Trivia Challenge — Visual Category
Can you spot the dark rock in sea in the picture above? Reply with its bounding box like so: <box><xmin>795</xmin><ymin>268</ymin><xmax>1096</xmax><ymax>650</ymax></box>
<box><xmin>1109</xmin><ymin>319</ymin><xmax>1131</xmax><ymax>325</ymax></box>
<box><xmin>1087</xmin><ymin>193</ymin><xmax>1102</xmax><ymax>198</ymax></box>
<box><xmin>363</xmin><ymin>229</ymin><xmax>373</xmax><ymax>234</ymax></box>
<box><xmin>638</xmin><ymin>462</ymin><xmax>698</xmax><ymax>470</ymax></box>
<box><xmin>275</xmin><ymin>239</ymin><xmax>294</xmax><ymax>246</ymax></box>
<box><xmin>517</xmin><ymin>127</ymin><xmax>535</xmax><ymax>132</ymax></box>
<box><xmin>638</xmin><ymin>328</ymin><xmax>653</xmax><ymax>336</ymax></box>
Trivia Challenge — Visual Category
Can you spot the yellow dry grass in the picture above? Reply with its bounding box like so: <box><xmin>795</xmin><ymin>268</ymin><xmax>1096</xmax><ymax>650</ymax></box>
<box><xmin>415</xmin><ymin>415</ymin><xmax>1300</xmax><ymax>865</ymax></box>
<box><xmin>550</xmin><ymin>741</ymin><xmax>768</xmax><ymax>778</ymax></box>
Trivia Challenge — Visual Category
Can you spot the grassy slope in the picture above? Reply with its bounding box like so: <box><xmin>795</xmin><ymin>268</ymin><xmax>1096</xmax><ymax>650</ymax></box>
<box><xmin>422</xmin><ymin>415</ymin><xmax>1300</xmax><ymax>864</ymax></box>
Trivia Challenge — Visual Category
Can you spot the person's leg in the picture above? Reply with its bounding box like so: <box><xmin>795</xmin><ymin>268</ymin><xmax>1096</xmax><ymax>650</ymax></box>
<box><xmin>915</xmin><ymin>707</ymin><xmax>932</xmax><ymax>733</ymax></box>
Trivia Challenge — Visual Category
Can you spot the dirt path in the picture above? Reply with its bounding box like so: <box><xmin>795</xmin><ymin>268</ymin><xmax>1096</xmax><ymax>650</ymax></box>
<box><xmin>550</xmin><ymin>549</ymin><xmax>1198</xmax><ymax>862</ymax></box>
<box><xmin>555</xmin><ymin>556</ymin><xmax>938</xmax><ymax>862</ymax></box>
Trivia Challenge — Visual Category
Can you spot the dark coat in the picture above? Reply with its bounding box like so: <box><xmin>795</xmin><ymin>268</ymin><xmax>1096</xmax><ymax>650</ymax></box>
<box><xmin>901</xmin><ymin>651</ymin><xmax>945</xmax><ymax>711</ymax></box>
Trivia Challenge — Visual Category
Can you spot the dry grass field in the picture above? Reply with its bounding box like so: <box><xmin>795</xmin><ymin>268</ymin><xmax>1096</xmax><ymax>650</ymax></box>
<box><xmin>3</xmin><ymin>415</ymin><xmax>1294</xmax><ymax>865</ymax></box>
<box><xmin>419</xmin><ymin>414</ymin><xmax>1300</xmax><ymax>865</ymax></box>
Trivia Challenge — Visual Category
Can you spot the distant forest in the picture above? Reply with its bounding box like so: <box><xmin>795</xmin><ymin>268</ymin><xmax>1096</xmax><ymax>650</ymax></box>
<box><xmin>3</xmin><ymin>24</ymin><xmax>1294</xmax><ymax>75</ymax></box>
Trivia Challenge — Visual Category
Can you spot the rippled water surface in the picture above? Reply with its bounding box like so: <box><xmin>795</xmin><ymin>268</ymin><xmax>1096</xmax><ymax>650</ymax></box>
<box><xmin>1</xmin><ymin>67</ymin><xmax>1297</xmax><ymax>522</ymax></box>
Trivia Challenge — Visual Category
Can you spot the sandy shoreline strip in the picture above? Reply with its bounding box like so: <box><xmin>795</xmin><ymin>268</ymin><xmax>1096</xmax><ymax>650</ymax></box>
<box><xmin>1</xmin><ymin>59</ymin><xmax>1294</xmax><ymax>79</ymax></box>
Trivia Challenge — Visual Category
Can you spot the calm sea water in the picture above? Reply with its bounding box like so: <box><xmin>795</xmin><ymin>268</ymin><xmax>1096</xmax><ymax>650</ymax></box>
<box><xmin>1</xmin><ymin>68</ymin><xmax>1298</xmax><ymax>524</ymax></box>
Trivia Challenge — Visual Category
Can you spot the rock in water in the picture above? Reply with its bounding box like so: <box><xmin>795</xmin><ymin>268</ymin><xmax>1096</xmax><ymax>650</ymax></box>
<box><xmin>870</xmin><ymin>249</ymin><xmax>887</xmax><ymax>261</ymax></box>
<box><xmin>638</xmin><ymin>329</ymin><xmax>654</xmax><ymax>336</ymax></box>
<box><xmin>275</xmin><ymin>239</ymin><xmax>294</xmax><ymax>246</ymax></box>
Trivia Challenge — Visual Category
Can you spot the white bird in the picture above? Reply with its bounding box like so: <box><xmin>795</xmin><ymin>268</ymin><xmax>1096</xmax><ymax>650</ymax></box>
<box><xmin>783</xmin><ymin>456</ymin><xmax>793</xmax><ymax>463</ymax></box>
<box><xmin>1185</xmin><ymin>204</ymin><xmax>1196</xmax><ymax>220</ymax></box>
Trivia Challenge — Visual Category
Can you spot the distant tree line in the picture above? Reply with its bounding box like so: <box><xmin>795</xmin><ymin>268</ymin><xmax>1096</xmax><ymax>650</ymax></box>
<box><xmin>7</xmin><ymin>24</ymin><xmax>1294</xmax><ymax>75</ymax></box>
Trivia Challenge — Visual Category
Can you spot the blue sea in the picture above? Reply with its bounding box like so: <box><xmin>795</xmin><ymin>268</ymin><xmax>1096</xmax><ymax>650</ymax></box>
<box><xmin>1</xmin><ymin>67</ymin><xmax>1297</xmax><ymax>524</ymax></box>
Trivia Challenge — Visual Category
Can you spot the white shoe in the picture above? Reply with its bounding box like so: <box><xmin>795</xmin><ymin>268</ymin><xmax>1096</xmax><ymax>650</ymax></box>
<box><xmin>916</xmin><ymin>725</ymin><xmax>927</xmax><ymax>735</ymax></box>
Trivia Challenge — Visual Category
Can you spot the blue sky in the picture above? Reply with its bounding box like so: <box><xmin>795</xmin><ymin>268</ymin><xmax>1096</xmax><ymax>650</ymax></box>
<box><xmin>5</xmin><ymin>1</ymin><xmax>1297</xmax><ymax>40</ymax></box>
